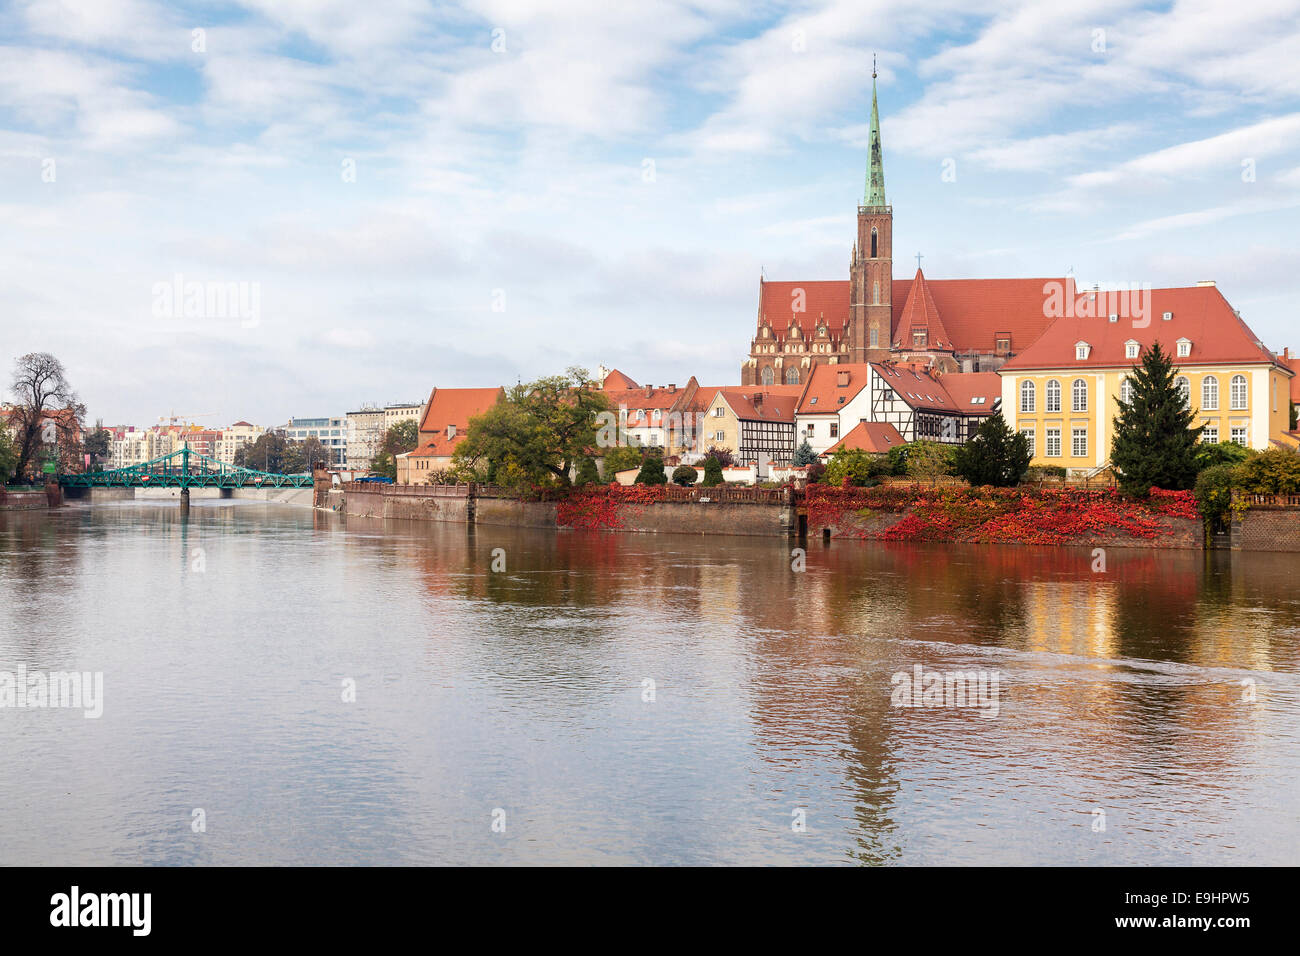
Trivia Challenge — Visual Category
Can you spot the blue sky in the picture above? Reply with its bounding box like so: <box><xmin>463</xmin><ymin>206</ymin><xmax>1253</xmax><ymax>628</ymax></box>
<box><xmin>2</xmin><ymin>0</ymin><xmax>1298</xmax><ymax>426</ymax></box>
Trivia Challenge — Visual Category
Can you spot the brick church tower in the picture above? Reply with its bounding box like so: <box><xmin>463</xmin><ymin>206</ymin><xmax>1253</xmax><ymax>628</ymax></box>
<box><xmin>850</xmin><ymin>61</ymin><xmax>892</xmax><ymax>364</ymax></box>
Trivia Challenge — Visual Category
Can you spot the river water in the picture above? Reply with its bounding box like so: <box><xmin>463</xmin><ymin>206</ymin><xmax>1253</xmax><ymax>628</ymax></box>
<box><xmin>1</xmin><ymin>500</ymin><xmax>1297</xmax><ymax>865</ymax></box>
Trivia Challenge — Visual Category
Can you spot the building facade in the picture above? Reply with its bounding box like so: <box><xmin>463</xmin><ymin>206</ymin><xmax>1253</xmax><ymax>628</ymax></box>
<box><xmin>999</xmin><ymin>283</ymin><xmax>1296</xmax><ymax>475</ymax></box>
<box><xmin>282</xmin><ymin>417</ymin><xmax>347</xmax><ymax>465</ymax></box>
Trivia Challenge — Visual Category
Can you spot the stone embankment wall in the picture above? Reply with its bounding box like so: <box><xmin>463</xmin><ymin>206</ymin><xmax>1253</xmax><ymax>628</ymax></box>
<box><xmin>1231</xmin><ymin>495</ymin><xmax>1300</xmax><ymax>552</ymax></box>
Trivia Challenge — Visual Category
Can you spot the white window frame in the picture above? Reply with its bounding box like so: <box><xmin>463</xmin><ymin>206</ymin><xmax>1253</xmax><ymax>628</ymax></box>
<box><xmin>1071</xmin><ymin>378</ymin><xmax>1088</xmax><ymax>413</ymax></box>
<box><xmin>1020</xmin><ymin>380</ymin><xmax>1036</xmax><ymax>414</ymax></box>
<box><xmin>1230</xmin><ymin>374</ymin><xmax>1248</xmax><ymax>411</ymax></box>
<box><xmin>1231</xmin><ymin>426</ymin><xmax>1248</xmax><ymax>447</ymax></box>
<box><xmin>1072</xmin><ymin>427</ymin><xmax>1088</xmax><ymax>458</ymax></box>
<box><xmin>1045</xmin><ymin>427</ymin><xmax>1062</xmax><ymax>458</ymax></box>
<box><xmin>1020</xmin><ymin>428</ymin><xmax>1035</xmax><ymax>458</ymax></box>
<box><xmin>1202</xmin><ymin>376</ymin><xmax>1219</xmax><ymax>411</ymax></box>
<box><xmin>1045</xmin><ymin>379</ymin><xmax>1061</xmax><ymax>413</ymax></box>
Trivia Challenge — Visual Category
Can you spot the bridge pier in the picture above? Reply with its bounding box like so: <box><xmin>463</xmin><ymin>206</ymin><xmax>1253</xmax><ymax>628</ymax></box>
<box><xmin>179</xmin><ymin>488</ymin><xmax>190</xmax><ymax>515</ymax></box>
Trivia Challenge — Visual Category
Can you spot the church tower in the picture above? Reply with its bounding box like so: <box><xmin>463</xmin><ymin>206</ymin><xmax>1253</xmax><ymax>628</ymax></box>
<box><xmin>851</xmin><ymin>59</ymin><xmax>892</xmax><ymax>364</ymax></box>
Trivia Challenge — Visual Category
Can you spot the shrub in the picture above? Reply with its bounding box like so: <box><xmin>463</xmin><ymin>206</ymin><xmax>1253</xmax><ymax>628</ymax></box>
<box><xmin>1195</xmin><ymin>441</ymin><xmax>1252</xmax><ymax>471</ymax></box>
<box><xmin>602</xmin><ymin>445</ymin><xmax>643</xmax><ymax>475</ymax></box>
<box><xmin>575</xmin><ymin>455</ymin><xmax>600</xmax><ymax>485</ymax></box>
<box><xmin>906</xmin><ymin>440</ymin><xmax>956</xmax><ymax>484</ymax></box>
<box><xmin>1194</xmin><ymin>463</ymin><xmax>1241</xmax><ymax>529</ymax></box>
<box><xmin>1235</xmin><ymin>447</ymin><xmax>1300</xmax><ymax>495</ymax></box>
<box><xmin>822</xmin><ymin>447</ymin><xmax>884</xmax><ymax>487</ymax></box>
<box><xmin>671</xmin><ymin>464</ymin><xmax>698</xmax><ymax>486</ymax></box>
<box><xmin>806</xmin><ymin>461</ymin><xmax>826</xmax><ymax>484</ymax></box>
<box><xmin>702</xmin><ymin>446</ymin><xmax>735</xmax><ymax>467</ymax></box>
<box><xmin>634</xmin><ymin>450</ymin><xmax>667</xmax><ymax>485</ymax></box>
<box><xmin>701</xmin><ymin>456</ymin><xmax>723</xmax><ymax>486</ymax></box>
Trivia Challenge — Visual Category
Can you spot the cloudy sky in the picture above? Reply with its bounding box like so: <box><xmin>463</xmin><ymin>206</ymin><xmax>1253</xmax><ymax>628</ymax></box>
<box><xmin>2</xmin><ymin>0</ymin><xmax>1298</xmax><ymax>427</ymax></box>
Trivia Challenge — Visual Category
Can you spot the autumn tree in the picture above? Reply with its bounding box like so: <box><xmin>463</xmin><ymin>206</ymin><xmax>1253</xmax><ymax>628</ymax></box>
<box><xmin>8</xmin><ymin>352</ymin><xmax>85</xmax><ymax>480</ymax></box>
<box><xmin>453</xmin><ymin>368</ymin><xmax>610</xmax><ymax>487</ymax></box>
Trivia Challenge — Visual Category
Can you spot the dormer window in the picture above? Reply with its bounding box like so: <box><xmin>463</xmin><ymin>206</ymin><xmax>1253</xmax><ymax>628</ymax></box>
<box><xmin>1177</xmin><ymin>338</ymin><xmax>1191</xmax><ymax>358</ymax></box>
<box><xmin>995</xmin><ymin>337</ymin><xmax>1011</xmax><ymax>354</ymax></box>
<box><xmin>1125</xmin><ymin>340</ymin><xmax>1140</xmax><ymax>359</ymax></box>
<box><xmin>1075</xmin><ymin>342</ymin><xmax>1091</xmax><ymax>360</ymax></box>
<box><xmin>913</xmin><ymin>330</ymin><xmax>927</xmax><ymax>347</ymax></box>
<box><xmin>1109</xmin><ymin>314</ymin><xmax>1119</xmax><ymax>323</ymax></box>
<box><xmin>1163</xmin><ymin>311</ymin><xmax>1173</xmax><ymax>321</ymax></box>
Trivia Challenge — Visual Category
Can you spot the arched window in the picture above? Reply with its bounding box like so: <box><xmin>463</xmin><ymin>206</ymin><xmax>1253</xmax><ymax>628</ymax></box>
<box><xmin>871</xmin><ymin>227</ymin><xmax>878</xmax><ymax>258</ymax></box>
<box><xmin>1230</xmin><ymin>374</ymin><xmax>1248</xmax><ymax>410</ymax></box>
<box><xmin>1175</xmin><ymin>376</ymin><xmax>1190</xmax><ymax>409</ymax></box>
<box><xmin>785</xmin><ymin>367</ymin><xmax>800</xmax><ymax>385</ymax></box>
<box><xmin>1202</xmin><ymin>376</ymin><xmax>1219</xmax><ymax>411</ymax></box>
<box><xmin>869</xmin><ymin>326</ymin><xmax>878</xmax><ymax>348</ymax></box>
<box><xmin>761</xmin><ymin>366</ymin><xmax>774</xmax><ymax>386</ymax></box>
<box><xmin>1120</xmin><ymin>377</ymin><xmax>1133</xmax><ymax>405</ymax></box>
<box><xmin>873</xmin><ymin>280</ymin><xmax>880</xmax><ymax>305</ymax></box>
<box><xmin>1072</xmin><ymin>378</ymin><xmax>1088</xmax><ymax>412</ymax></box>
<box><xmin>1020</xmin><ymin>380</ymin><xmax>1036</xmax><ymax>414</ymax></box>
<box><xmin>1045</xmin><ymin>379</ymin><xmax>1061</xmax><ymax>413</ymax></box>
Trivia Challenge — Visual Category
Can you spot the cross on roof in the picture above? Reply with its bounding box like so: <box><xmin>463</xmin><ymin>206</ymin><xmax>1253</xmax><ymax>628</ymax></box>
<box><xmin>915</xmin><ymin>252</ymin><xmax>924</xmax><ymax>270</ymax></box>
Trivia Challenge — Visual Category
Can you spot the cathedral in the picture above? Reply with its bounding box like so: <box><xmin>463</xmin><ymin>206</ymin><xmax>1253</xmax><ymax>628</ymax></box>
<box><xmin>741</xmin><ymin>66</ymin><xmax>1059</xmax><ymax>386</ymax></box>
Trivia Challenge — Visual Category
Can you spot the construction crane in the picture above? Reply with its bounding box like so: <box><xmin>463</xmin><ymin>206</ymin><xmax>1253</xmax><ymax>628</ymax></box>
<box><xmin>158</xmin><ymin>411</ymin><xmax>217</xmax><ymax>428</ymax></box>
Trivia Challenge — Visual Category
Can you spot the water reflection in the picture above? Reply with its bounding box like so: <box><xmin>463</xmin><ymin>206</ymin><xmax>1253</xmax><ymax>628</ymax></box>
<box><xmin>1</xmin><ymin>502</ymin><xmax>1297</xmax><ymax>864</ymax></box>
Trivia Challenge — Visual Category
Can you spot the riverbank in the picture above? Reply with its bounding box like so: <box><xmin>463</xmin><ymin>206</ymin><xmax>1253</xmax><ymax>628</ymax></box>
<box><xmin>323</xmin><ymin>480</ymin><xmax>1242</xmax><ymax>549</ymax></box>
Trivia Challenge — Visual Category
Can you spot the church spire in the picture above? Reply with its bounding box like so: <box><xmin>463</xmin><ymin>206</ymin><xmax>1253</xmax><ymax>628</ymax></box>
<box><xmin>864</xmin><ymin>55</ymin><xmax>886</xmax><ymax>207</ymax></box>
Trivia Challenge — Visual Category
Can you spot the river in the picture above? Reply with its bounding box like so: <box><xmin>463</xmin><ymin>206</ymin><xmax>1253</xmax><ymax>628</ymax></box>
<box><xmin>1</xmin><ymin>500</ymin><xmax>1297</xmax><ymax>865</ymax></box>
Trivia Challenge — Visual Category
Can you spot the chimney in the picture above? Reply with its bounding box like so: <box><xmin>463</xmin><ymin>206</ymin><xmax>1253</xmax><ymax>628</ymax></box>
<box><xmin>645</xmin><ymin>385</ymin><xmax>653</xmax><ymax>397</ymax></box>
<box><xmin>1197</xmin><ymin>279</ymin><xmax>1216</xmax><ymax>287</ymax></box>
<box><xmin>752</xmin><ymin>392</ymin><xmax>764</xmax><ymax>407</ymax></box>
<box><xmin>836</xmin><ymin>370</ymin><xmax>850</xmax><ymax>387</ymax></box>
<box><xmin>668</xmin><ymin>384</ymin><xmax>676</xmax><ymax>393</ymax></box>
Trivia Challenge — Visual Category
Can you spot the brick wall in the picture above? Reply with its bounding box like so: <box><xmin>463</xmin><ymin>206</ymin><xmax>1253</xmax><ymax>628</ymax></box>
<box><xmin>1232</xmin><ymin>506</ymin><xmax>1300</xmax><ymax>552</ymax></box>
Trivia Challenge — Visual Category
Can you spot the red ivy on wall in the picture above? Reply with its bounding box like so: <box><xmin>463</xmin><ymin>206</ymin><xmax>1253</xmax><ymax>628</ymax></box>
<box><xmin>555</xmin><ymin>483</ymin><xmax>672</xmax><ymax>530</ymax></box>
<box><xmin>805</xmin><ymin>485</ymin><xmax>1198</xmax><ymax>544</ymax></box>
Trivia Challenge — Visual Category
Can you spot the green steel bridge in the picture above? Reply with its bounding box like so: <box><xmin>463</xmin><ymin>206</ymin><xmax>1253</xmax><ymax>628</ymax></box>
<box><xmin>59</xmin><ymin>446</ymin><xmax>315</xmax><ymax>489</ymax></box>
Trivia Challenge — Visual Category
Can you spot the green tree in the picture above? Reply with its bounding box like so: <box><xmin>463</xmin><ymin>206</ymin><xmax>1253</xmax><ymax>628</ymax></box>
<box><xmin>453</xmin><ymin>367</ymin><xmax>610</xmax><ymax>488</ymax></box>
<box><xmin>701</xmin><ymin>456</ymin><xmax>723</xmax><ymax>486</ymax></box>
<box><xmin>792</xmin><ymin>439</ymin><xmax>817</xmax><ymax>466</ymax></box>
<box><xmin>1194</xmin><ymin>463</ymin><xmax>1242</xmax><ymax>530</ymax></box>
<box><xmin>952</xmin><ymin>412</ymin><xmax>1030</xmax><ymax>487</ymax></box>
<box><xmin>906</xmin><ymin>440</ymin><xmax>954</xmax><ymax>485</ymax></box>
<box><xmin>671</xmin><ymin>464</ymin><xmax>698</xmax><ymax>486</ymax></box>
<box><xmin>1110</xmin><ymin>341</ymin><xmax>1203</xmax><ymax>495</ymax></box>
<box><xmin>635</xmin><ymin>449</ymin><xmax>667</xmax><ymax>485</ymax></box>
<box><xmin>370</xmin><ymin>420</ymin><xmax>420</xmax><ymax>479</ymax></box>
<box><xmin>575</xmin><ymin>455</ymin><xmax>600</xmax><ymax>485</ymax></box>
<box><xmin>601</xmin><ymin>444</ymin><xmax>643</xmax><ymax>476</ymax></box>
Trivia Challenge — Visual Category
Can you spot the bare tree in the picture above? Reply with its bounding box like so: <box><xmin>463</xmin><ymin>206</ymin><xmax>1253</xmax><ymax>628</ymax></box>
<box><xmin>9</xmin><ymin>353</ymin><xmax>86</xmax><ymax>480</ymax></box>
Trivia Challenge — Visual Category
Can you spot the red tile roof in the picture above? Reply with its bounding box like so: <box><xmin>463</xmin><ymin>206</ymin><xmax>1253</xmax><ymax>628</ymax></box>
<box><xmin>870</xmin><ymin>363</ymin><xmax>1000</xmax><ymax>414</ymax></box>
<box><xmin>718</xmin><ymin>385</ymin><xmax>803</xmax><ymax>422</ymax></box>
<box><xmin>601</xmin><ymin>369</ymin><xmax>639</xmax><ymax>390</ymax></box>
<box><xmin>795</xmin><ymin>363</ymin><xmax>872</xmax><ymax>414</ymax></box>
<box><xmin>415</xmin><ymin>387</ymin><xmax>505</xmax><ymax>456</ymax></box>
<box><xmin>822</xmin><ymin>421</ymin><xmax>905</xmax><ymax>456</ymax></box>
<box><xmin>893</xmin><ymin>268</ymin><xmax>954</xmax><ymax>350</ymax></box>
<box><xmin>757</xmin><ymin>275</ymin><xmax>1061</xmax><ymax>353</ymax></box>
<box><xmin>1000</xmin><ymin>285</ymin><xmax>1283</xmax><ymax>372</ymax></box>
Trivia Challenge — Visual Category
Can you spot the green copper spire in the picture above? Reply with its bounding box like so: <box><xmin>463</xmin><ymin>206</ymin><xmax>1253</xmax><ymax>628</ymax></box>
<box><xmin>864</xmin><ymin>56</ymin><xmax>886</xmax><ymax>207</ymax></box>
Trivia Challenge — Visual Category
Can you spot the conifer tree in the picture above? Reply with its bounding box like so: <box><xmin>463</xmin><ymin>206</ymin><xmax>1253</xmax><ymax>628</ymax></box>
<box><xmin>1110</xmin><ymin>341</ymin><xmax>1203</xmax><ymax>495</ymax></box>
<box><xmin>792</xmin><ymin>439</ymin><xmax>817</xmax><ymax>466</ymax></box>
<box><xmin>952</xmin><ymin>411</ymin><xmax>1029</xmax><ymax>487</ymax></box>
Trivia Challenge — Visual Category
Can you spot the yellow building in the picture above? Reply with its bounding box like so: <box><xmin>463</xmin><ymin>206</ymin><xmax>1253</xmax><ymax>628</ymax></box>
<box><xmin>999</xmin><ymin>283</ymin><xmax>1294</xmax><ymax>475</ymax></box>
